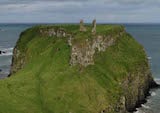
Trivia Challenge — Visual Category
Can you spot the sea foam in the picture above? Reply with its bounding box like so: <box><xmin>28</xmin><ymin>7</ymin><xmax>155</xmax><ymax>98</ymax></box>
<box><xmin>0</xmin><ymin>47</ymin><xmax>13</xmax><ymax>56</ymax></box>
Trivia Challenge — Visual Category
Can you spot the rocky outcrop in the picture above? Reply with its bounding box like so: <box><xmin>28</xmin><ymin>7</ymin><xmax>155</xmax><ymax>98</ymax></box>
<box><xmin>98</xmin><ymin>67</ymin><xmax>158</xmax><ymax>113</ymax></box>
<box><xmin>122</xmin><ymin>67</ymin><xmax>157</xmax><ymax>112</ymax></box>
<box><xmin>10</xmin><ymin>47</ymin><xmax>26</xmax><ymax>75</ymax></box>
<box><xmin>124</xmin><ymin>70</ymin><xmax>159</xmax><ymax>112</ymax></box>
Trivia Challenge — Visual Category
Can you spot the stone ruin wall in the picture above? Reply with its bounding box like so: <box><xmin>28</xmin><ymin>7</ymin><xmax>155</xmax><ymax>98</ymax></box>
<box><xmin>39</xmin><ymin>28</ymin><xmax>68</xmax><ymax>38</ymax></box>
<box><xmin>38</xmin><ymin>21</ymin><xmax>124</xmax><ymax>67</ymax></box>
<box><xmin>70</xmin><ymin>33</ymin><xmax>124</xmax><ymax>67</ymax></box>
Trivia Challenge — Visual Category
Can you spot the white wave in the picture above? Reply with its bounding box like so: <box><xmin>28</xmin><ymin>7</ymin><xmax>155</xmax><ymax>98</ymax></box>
<box><xmin>141</xmin><ymin>104</ymin><xmax>150</xmax><ymax>109</ymax></box>
<box><xmin>134</xmin><ymin>109</ymin><xmax>140</xmax><ymax>113</ymax></box>
<box><xmin>0</xmin><ymin>52</ymin><xmax>12</xmax><ymax>56</ymax></box>
<box><xmin>154</xmin><ymin>78</ymin><xmax>160</xmax><ymax>81</ymax></box>
<box><xmin>147</xmin><ymin>56</ymin><xmax>152</xmax><ymax>60</ymax></box>
<box><xmin>0</xmin><ymin>53</ymin><xmax>13</xmax><ymax>56</ymax></box>
<box><xmin>151</xmin><ymin>91</ymin><xmax>156</xmax><ymax>96</ymax></box>
<box><xmin>134</xmin><ymin>109</ymin><xmax>144</xmax><ymax>113</ymax></box>
<box><xmin>0</xmin><ymin>47</ymin><xmax>13</xmax><ymax>56</ymax></box>
<box><xmin>2</xmin><ymin>47</ymin><xmax>13</xmax><ymax>51</ymax></box>
<box><xmin>154</xmin><ymin>78</ymin><xmax>160</xmax><ymax>84</ymax></box>
<box><xmin>0</xmin><ymin>71</ymin><xmax>9</xmax><ymax>75</ymax></box>
<box><xmin>147</xmin><ymin>99</ymin><xmax>151</xmax><ymax>104</ymax></box>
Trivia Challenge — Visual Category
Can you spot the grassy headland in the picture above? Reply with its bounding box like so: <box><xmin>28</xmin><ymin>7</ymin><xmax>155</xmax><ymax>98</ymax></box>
<box><xmin>0</xmin><ymin>24</ymin><xmax>154</xmax><ymax>113</ymax></box>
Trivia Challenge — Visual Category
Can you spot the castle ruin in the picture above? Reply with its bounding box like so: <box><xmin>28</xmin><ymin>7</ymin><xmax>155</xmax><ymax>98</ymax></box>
<box><xmin>91</xmin><ymin>19</ymin><xmax>96</xmax><ymax>34</ymax></box>
<box><xmin>79</xmin><ymin>19</ymin><xmax>87</xmax><ymax>32</ymax></box>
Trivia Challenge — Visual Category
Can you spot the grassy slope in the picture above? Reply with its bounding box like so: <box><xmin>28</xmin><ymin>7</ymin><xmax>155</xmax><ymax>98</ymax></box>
<box><xmin>0</xmin><ymin>25</ymin><xmax>147</xmax><ymax>113</ymax></box>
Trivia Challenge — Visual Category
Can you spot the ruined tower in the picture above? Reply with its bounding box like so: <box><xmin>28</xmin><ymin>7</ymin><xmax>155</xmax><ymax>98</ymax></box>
<box><xmin>92</xmin><ymin>19</ymin><xmax>96</xmax><ymax>34</ymax></box>
<box><xmin>79</xmin><ymin>19</ymin><xmax>87</xmax><ymax>32</ymax></box>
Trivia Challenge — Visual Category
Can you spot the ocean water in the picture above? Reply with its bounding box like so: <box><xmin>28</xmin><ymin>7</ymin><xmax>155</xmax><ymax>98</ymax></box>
<box><xmin>0</xmin><ymin>24</ymin><xmax>32</xmax><ymax>78</ymax></box>
<box><xmin>0</xmin><ymin>24</ymin><xmax>160</xmax><ymax>112</ymax></box>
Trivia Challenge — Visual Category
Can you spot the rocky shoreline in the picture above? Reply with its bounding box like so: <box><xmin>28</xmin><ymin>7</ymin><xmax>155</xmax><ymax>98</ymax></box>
<box><xmin>123</xmin><ymin>74</ymin><xmax>159</xmax><ymax>113</ymax></box>
<box><xmin>133</xmin><ymin>80</ymin><xmax>159</xmax><ymax>112</ymax></box>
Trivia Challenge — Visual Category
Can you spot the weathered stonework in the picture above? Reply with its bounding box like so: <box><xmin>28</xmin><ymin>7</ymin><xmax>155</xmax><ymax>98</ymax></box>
<box><xmin>79</xmin><ymin>19</ymin><xmax>87</xmax><ymax>32</ymax></box>
<box><xmin>40</xmin><ymin>28</ymin><xmax>66</xmax><ymax>38</ymax></box>
<box><xmin>92</xmin><ymin>19</ymin><xmax>96</xmax><ymax>34</ymax></box>
<box><xmin>70</xmin><ymin>33</ymin><xmax>123</xmax><ymax>67</ymax></box>
<box><xmin>68</xmin><ymin>35</ymin><xmax>73</xmax><ymax>46</ymax></box>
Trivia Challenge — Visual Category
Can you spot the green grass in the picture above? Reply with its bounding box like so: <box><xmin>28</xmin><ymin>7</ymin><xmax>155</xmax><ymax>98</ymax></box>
<box><xmin>0</xmin><ymin>24</ymin><xmax>148</xmax><ymax>113</ymax></box>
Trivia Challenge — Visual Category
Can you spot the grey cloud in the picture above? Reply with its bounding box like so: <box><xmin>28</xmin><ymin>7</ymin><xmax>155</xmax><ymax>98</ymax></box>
<box><xmin>0</xmin><ymin>0</ymin><xmax>88</xmax><ymax>5</ymax></box>
<box><xmin>103</xmin><ymin>0</ymin><xmax>160</xmax><ymax>6</ymax></box>
<box><xmin>0</xmin><ymin>0</ymin><xmax>160</xmax><ymax>23</ymax></box>
<box><xmin>1</xmin><ymin>0</ymin><xmax>160</xmax><ymax>5</ymax></box>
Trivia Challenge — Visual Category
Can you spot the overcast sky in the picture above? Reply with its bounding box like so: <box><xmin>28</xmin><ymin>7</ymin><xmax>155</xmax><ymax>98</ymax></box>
<box><xmin>0</xmin><ymin>0</ymin><xmax>160</xmax><ymax>23</ymax></box>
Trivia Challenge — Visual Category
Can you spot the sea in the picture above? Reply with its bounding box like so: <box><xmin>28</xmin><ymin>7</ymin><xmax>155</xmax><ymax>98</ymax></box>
<box><xmin>0</xmin><ymin>23</ymin><xmax>160</xmax><ymax>113</ymax></box>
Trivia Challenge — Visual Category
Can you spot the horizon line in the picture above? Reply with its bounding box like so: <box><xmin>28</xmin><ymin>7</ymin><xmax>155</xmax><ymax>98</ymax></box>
<box><xmin>0</xmin><ymin>22</ymin><xmax>160</xmax><ymax>25</ymax></box>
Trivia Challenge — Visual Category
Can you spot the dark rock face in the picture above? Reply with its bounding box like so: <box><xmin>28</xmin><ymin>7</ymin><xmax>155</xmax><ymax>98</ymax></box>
<box><xmin>10</xmin><ymin>47</ymin><xmax>26</xmax><ymax>75</ymax></box>
<box><xmin>100</xmin><ymin>68</ymin><xmax>158</xmax><ymax>113</ymax></box>
<box><xmin>121</xmin><ymin>66</ymin><xmax>159</xmax><ymax>112</ymax></box>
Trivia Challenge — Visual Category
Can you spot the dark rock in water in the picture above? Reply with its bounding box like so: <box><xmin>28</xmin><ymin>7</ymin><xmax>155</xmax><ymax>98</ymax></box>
<box><xmin>150</xmin><ymin>80</ymin><xmax>160</xmax><ymax>88</ymax></box>
<box><xmin>0</xmin><ymin>69</ymin><xmax>2</xmax><ymax>72</ymax></box>
<box><xmin>0</xmin><ymin>50</ymin><xmax>6</xmax><ymax>54</ymax></box>
<box><xmin>8</xmin><ymin>73</ymin><xmax>11</xmax><ymax>77</ymax></box>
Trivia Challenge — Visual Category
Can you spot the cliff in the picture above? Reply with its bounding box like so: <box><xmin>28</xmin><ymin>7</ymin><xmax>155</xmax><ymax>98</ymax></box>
<box><xmin>0</xmin><ymin>24</ymin><xmax>158</xmax><ymax>113</ymax></box>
